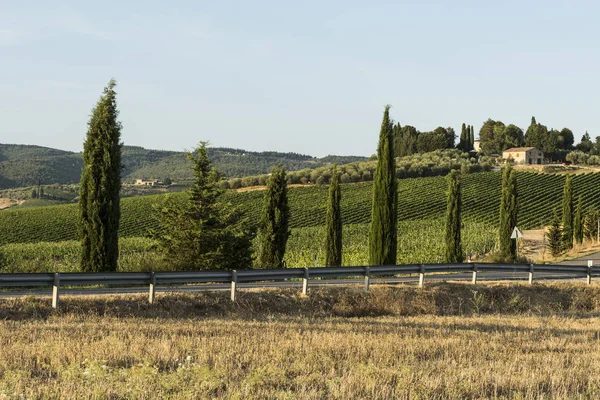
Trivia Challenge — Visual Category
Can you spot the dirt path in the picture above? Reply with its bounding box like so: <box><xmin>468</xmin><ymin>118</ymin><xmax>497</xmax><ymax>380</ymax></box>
<box><xmin>521</xmin><ymin>228</ymin><xmax>600</xmax><ymax>263</ymax></box>
<box><xmin>0</xmin><ymin>198</ymin><xmax>23</xmax><ymax>210</ymax></box>
<box><xmin>236</xmin><ymin>183</ymin><xmax>310</xmax><ymax>193</ymax></box>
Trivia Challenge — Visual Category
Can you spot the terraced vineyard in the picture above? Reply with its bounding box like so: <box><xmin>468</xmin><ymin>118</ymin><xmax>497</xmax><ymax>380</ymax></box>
<box><xmin>2</xmin><ymin>170</ymin><xmax>600</xmax><ymax>245</ymax></box>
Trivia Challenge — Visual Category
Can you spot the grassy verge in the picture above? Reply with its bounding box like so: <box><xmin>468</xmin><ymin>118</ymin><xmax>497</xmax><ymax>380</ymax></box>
<box><xmin>1</xmin><ymin>283</ymin><xmax>600</xmax><ymax>398</ymax></box>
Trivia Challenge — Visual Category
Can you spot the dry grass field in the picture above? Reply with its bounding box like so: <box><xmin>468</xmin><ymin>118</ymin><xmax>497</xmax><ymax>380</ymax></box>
<box><xmin>2</xmin><ymin>283</ymin><xmax>600</xmax><ymax>399</ymax></box>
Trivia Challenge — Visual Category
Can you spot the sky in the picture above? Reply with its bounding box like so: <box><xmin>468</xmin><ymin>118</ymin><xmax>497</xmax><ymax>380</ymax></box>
<box><xmin>1</xmin><ymin>0</ymin><xmax>599</xmax><ymax>157</ymax></box>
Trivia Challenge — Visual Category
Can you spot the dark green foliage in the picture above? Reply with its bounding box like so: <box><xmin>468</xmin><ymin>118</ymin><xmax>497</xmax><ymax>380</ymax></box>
<box><xmin>444</xmin><ymin>170</ymin><xmax>462</xmax><ymax>263</ymax></box>
<box><xmin>584</xmin><ymin>207</ymin><xmax>599</xmax><ymax>241</ymax></box>
<box><xmin>525</xmin><ymin>116</ymin><xmax>558</xmax><ymax>158</ymax></box>
<box><xmin>325</xmin><ymin>165</ymin><xmax>342</xmax><ymax>267</ymax></box>
<box><xmin>574</xmin><ymin>195</ymin><xmax>584</xmax><ymax>245</ymax></box>
<box><xmin>479</xmin><ymin>119</ymin><xmax>524</xmax><ymax>155</ymax></box>
<box><xmin>256</xmin><ymin>165</ymin><xmax>290</xmax><ymax>268</ymax></box>
<box><xmin>458</xmin><ymin>123</ymin><xmax>467</xmax><ymax>151</ymax></box>
<box><xmin>369</xmin><ymin>105</ymin><xmax>398</xmax><ymax>266</ymax></box>
<box><xmin>79</xmin><ymin>79</ymin><xmax>122</xmax><ymax>272</ymax></box>
<box><xmin>561</xmin><ymin>175</ymin><xmax>573</xmax><ymax>250</ymax></box>
<box><xmin>469</xmin><ymin>126</ymin><xmax>475</xmax><ymax>151</ymax></box>
<box><xmin>576</xmin><ymin>132</ymin><xmax>594</xmax><ymax>153</ymax></box>
<box><xmin>153</xmin><ymin>143</ymin><xmax>253</xmax><ymax>270</ymax></box>
<box><xmin>393</xmin><ymin>124</ymin><xmax>419</xmax><ymax>157</ymax></box>
<box><xmin>558</xmin><ymin>128</ymin><xmax>575</xmax><ymax>150</ymax></box>
<box><xmin>546</xmin><ymin>209</ymin><xmax>563</xmax><ymax>257</ymax></box>
<box><xmin>416</xmin><ymin>130</ymin><xmax>448</xmax><ymax>153</ymax></box>
<box><xmin>499</xmin><ymin>163</ymin><xmax>518</xmax><ymax>261</ymax></box>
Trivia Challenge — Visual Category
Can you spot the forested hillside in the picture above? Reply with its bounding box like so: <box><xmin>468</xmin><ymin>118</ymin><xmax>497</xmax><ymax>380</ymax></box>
<box><xmin>0</xmin><ymin>143</ymin><xmax>366</xmax><ymax>189</ymax></box>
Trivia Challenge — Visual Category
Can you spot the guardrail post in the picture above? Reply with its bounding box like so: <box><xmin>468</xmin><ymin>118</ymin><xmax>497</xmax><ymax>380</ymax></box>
<box><xmin>588</xmin><ymin>260</ymin><xmax>593</xmax><ymax>285</ymax></box>
<box><xmin>528</xmin><ymin>264</ymin><xmax>534</xmax><ymax>284</ymax></box>
<box><xmin>471</xmin><ymin>263</ymin><xmax>478</xmax><ymax>285</ymax></box>
<box><xmin>231</xmin><ymin>270</ymin><xmax>238</xmax><ymax>302</ymax></box>
<box><xmin>364</xmin><ymin>267</ymin><xmax>371</xmax><ymax>292</ymax></box>
<box><xmin>418</xmin><ymin>264</ymin><xmax>425</xmax><ymax>287</ymax></box>
<box><xmin>52</xmin><ymin>273</ymin><xmax>60</xmax><ymax>309</ymax></box>
<box><xmin>302</xmin><ymin>268</ymin><xmax>309</xmax><ymax>295</ymax></box>
<box><xmin>149</xmin><ymin>272</ymin><xmax>156</xmax><ymax>304</ymax></box>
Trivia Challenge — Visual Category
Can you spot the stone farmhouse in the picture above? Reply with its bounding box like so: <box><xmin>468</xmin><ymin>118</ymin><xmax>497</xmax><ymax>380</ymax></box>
<box><xmin>135</xmin><ymin>179</ymin><xmax>159</xmax><ymax>186</ymax></box>
<box><xmin>502</xmin><ymin>147</ymin><xmax>544</xmax><ymax>165</ymax></box>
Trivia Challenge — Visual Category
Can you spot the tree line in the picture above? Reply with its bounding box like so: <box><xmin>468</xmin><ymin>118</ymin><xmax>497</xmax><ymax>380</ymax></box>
<box><xmin>477</xmin><ymin>116</ymin><xmax>579</xmax><ymax>161</ymax></box>
<box><xmin>222</xmin><ymin>149</ymin><xmax>493</xmax><ymax>190</ymax></box>
<box><xmin>392</xmin><ymin>123</ymin><xmax>475</xmax><ymax>157</ymax></box>
<box><xmin>77</xmin><ymin>81</ymin><xmax>597</xmax><ymax>272</ymax></box>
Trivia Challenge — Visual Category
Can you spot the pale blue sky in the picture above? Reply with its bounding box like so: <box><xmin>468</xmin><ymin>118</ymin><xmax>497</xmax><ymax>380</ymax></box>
<box><xmin>1</xmin><ymin>0</ymin><xmax>599</xmax><ymax>157</ymax></box>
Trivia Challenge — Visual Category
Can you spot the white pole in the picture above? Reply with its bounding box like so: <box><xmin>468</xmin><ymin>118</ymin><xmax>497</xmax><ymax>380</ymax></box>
<box><xmin>302</xmin><ymin>268</ymin><xmax>309</xmax><ymax>295</ymax></box>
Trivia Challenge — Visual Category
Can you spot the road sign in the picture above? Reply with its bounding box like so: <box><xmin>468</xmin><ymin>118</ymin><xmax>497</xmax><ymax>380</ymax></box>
<box><xmin>510</xmin><ymin>227</ymin><xmax>523</xmax><ymax>239</ymax></box>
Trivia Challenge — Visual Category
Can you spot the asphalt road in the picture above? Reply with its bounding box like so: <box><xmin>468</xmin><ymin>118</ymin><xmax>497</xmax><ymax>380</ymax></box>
<box><xmin>0</xmin><ymin>267</ymin><xmax>597</xmax><ymax>299</ymax></box>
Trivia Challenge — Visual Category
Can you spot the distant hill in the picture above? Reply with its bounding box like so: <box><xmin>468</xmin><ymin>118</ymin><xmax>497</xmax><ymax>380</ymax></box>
<box><xmin>0</xmin><ymin>143</ymin><xmax>366</xmax><ymax>189</ymax></box>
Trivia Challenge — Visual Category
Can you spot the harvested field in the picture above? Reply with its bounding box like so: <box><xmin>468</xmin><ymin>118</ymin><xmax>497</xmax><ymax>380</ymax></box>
<box><xmin>1</xmin><ymin>283</ymin><xmax>600</xmax><ymax>399</ymax></box>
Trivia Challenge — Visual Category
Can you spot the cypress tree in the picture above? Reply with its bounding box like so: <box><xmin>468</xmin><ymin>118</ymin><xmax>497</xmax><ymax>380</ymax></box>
<box><xmin>499</xmin><ymin>162</ymin><xmax>518</xmax><ymax>261</ymax></box>
<box><xmin>562</xmin><ymin>175</ymin><xmax>574</xmax><ymax>250</ymax></box>
<box><xmin>584</xmin><ymin>207</ymin><xmax>599</xmax><ymax>241</ymax></box>
<box><xmin>459</xmin><ymin>123</ymin><xmax>467</xmax><ymax>151</ymax></box>
<box><xmin>546</xmin><ymin>209</ymin><xmax>563</xmax><ymax>257</ymax></box>
<box><xmin>574</xmin><ymin>195</ymin><xmax>584</xmax><ymax>245</ymax></box>
<box><xmin>257</xmin><ymin>165</ymin><xmax>290</xmax><ymax>268</ymax></box>
<box><xmin>325</xmin><ymin>165</ymin><xmax>342</xmax><ymax>267</ymax></box>
<box><xmin>444</xmin><ymin>170</ymin><xmax>462</xmax><ymax>263</ymax></box>
<box><xmin>79</xmin><ymin>79</ymin><xmax>122</xmax><ymax>272</ymax></box>
<box><xmin>368</xmin><ymin>105</ymin><xmax>398</xmax><ymax>266</ymax></box>
<box><xmin>469</xmin><ymin>125</ymin><xmax>475</xmax><ymax>151</ymax></box>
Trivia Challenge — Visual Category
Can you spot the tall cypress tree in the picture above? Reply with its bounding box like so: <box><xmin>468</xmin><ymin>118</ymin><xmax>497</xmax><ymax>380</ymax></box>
<box><xmin>325</xmin><ymin>165</ymin><xmax>342</xmax><ymax>266</ymax></box>
<box><xmin>368</xmin><ymin>105</ymin><xmax>398</xmax><ymax>266</ymax></box>
<box><xmin>257</xmin><ymin>165</ymin><xmax>290</xmax><ymax>268</ymax></box>
<box><xmin>458</xmin><ymin>123</ymin><xmax>466</xmax><ymax>151</ymax></box>
<box><xmin>574</xmin><ymin>195</ymin><xmax>584</xmax><ymax>245</ymax></box>
<box><xmin>79</xmin><ymin>79</ymin><xmax>122</xmax><ymax>272</ymax></box>
<box><xmin>444</xmin><ymin>170</ymin><xmax>462</xmax><ymax>263</ymax></box>
<box><xmin>499</xmin><ymin>162</ymin><xmax>518</xmax><ymax>261</ymax></box>
<box><xmin>562</xmin><ymin>175</ymin><xmax>574</xmax><ymax>250</ymax></box>
<box><xmin>469</xmin><ymin>125</ymin><xmax>475</xmax><ymax>151</ymax></box>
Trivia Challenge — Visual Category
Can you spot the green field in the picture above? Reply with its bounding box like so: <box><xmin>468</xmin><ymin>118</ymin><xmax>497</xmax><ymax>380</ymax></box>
<box><xmin>2</xmin><ymin>170</ymin><xmax>600</xmax><ymax>245</ymax></box>
<box><xmin>0</xmin><ymin>220</ymin><xmax>497</xmax><ymax>272</ymax></box>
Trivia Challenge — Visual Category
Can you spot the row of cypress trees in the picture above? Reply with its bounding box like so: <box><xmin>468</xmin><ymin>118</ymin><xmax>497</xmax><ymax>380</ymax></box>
<box><xmin>547</xmin><ymin>175</ymin><xmax>585</xmax><ymax>256</ymax></box>
<box><xmin>75</xmin><ymin>81</ymin><xmax>541</xmax><ymax>271</ymax></box>
<box><xmin>457</xmin><ymin>123</ymin><xmax>475</xmax><ymax>152</ymax></box>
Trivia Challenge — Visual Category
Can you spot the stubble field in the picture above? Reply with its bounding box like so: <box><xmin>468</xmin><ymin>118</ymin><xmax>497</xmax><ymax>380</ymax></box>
<box><xmin>1</xmin><ymin>283</ymin><xmax>600</xmax><ymax>399</ymax></box>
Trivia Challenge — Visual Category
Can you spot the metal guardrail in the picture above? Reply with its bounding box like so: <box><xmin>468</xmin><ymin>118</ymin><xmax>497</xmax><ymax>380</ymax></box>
<box><xmin>0</xmin><ymin>261</ymin><xmax>597</xmax><ymax>309</ymax></box>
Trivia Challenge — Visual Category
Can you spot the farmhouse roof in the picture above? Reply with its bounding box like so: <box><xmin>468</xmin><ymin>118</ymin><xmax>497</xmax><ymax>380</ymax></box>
<box><xmin>503</xmin><ymin>147</ymin><xmax>537</xmax><ymax>153</ymax></box>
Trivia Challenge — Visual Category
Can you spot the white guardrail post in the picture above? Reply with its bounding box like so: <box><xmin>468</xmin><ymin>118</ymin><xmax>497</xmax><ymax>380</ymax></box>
<box><xmin>231</xmin><ymin>270</ymin><xmax>238</xmax><ymax>302</ymax></box>
<box><xmin>302</xmin><ymin>268</ymin><xmax>309</xmax><ymax>295</ymax></box>
<box><xmin>418</xmin><ymin>264</ymin><xmax>425</xmax><ymax>287</ymax></box>
<box><xmin>52</xmin><ymin>272</ymin><xmax>60</xmax><ymax>309</ymax></box>
<box><xmin>149</xmin><ymin>272</ymin><xmax>156</xmax><ymax>304</ymax></box>
<box><xmin>588</xmin><ymin>260</ymin><xmax>593</xmax><ymax>285</ymax></box>
<box><xmin>472</xmin><ymin>263</ymin><xmax>478</xmax><ymax>285</ymax></box>
<box><xmin>364</xmin><ymin>267</ymin><xmax>370</xmax><ymax>292</ymax></box>
<box><xmin>528</xmin><ymin>264</ymin><xmax>534</xmax><ymax>284</ymax></box>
